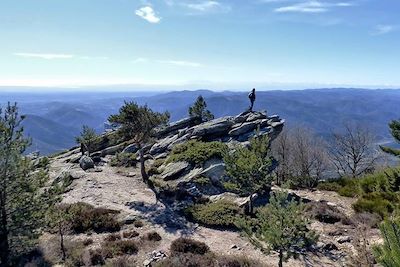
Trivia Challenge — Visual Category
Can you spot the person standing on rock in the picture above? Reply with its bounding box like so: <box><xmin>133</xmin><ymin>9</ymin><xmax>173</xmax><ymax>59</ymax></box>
<box><xmin>248</xmin><ymin>88</ymin><xmax>256</xmax><ymax>112</ymax></box>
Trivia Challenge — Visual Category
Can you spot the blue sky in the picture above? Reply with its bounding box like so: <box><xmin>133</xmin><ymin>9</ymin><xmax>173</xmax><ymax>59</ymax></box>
<box><xmin>0</xmin><ymin>0</ymin><xmax>399</xmax><ymax>89</ymax></box>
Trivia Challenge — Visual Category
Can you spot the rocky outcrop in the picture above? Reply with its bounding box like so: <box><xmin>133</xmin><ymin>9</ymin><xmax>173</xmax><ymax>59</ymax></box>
<box><xmin>160</xmin><ymin>161</ymin><xmax>190</xmax><ymax>181</ymax></box>
<box><xmin>145</xmin><ymin>110</ymin><xmax>284</xmax><ymax>208</ymax></box>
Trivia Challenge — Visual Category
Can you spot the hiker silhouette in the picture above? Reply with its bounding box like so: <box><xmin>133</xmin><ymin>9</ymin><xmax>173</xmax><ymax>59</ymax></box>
<box><xmin>248</xmin><ymin>88</ymin><xmax>256</xmax><ymax>112</ymax></box>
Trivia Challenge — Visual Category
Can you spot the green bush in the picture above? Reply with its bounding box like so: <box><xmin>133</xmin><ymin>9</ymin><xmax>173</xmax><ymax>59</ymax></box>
<box><xmin>110</xmin><ymin>152</ymin><xmax>137</xmax><ymax>167</ymax></box>
<box><xmin>146</xmin><ymin>231</ymin><xmax>162</xmax><ymax>242</ymax></box>
<box><xmin>167</xmin><ymin>141</ymin><xmax>227</xmax><ymax>166</ymax></box>
<box><xmin>89</xmin><ymin>249</ymin><xmax>105</xmax><ymax>266</ymax></box>
<box><xmin>316</xmin><ymin>181</ymin><xmax>342</xmax><ymax>192</ymax></box>
<box><xmin>216</xmin><ymin>255</ymin><xmax>263</xmax><ymax>267</ymax></box>
<box><xmin>170</xmin><ymin>238</ymin><xmax>210</xmax><ymax>255</ymax></box>
<box><xmin>353</xmin><ymin>192</ymin><xmax>399</xmax><ymax>219</ymax></box>
<box><xmin>64</xmin><ymin>202</ymin><xmax>121</xmax><ymax>233</ymax></box>
<box><xmin>35</xmin><ymin>157</ymin><xmax>50</xmax><ymax>169</ymax></box>
<box><xmin>193</xmin><ymin>176</ymin><xmax>210</xmax><ymax>186</ymax></box>
<box><xmin>102</xmin><ymin>240</ymin><xmax>139</xmax><ymax>258</ymax></box>
<box><xmin>185</xmin><ymin>200</ymin><xmax>241</xmax><ymax>228</ymax></box>
<box><xmin>122</xmin><ymin>230</ymin><xmax>139</xmax><ymax>239</ymax></box>
<box><xmin>305</xmin><ymin>201</ymin><xmax>346</xmax><ymax>224</ymax></box>
<box><xmin>155</xmin><ymin>252</ymin><xmax>215</xmax><ymax>267</ymax></box>
<box><xmin>359</xmin><ymin>168</ymin><xmax>400</xmax><ymax>193</ymax></box>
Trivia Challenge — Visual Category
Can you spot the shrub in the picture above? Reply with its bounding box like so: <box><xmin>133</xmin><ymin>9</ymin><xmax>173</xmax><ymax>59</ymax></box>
<box><xmin>134</xmin><ymin>220</ymin><xmax>144</xmax><ymax>228</ymax></box>
<box><xmin>316</xmin><ymin>181</ymin><xmax>342</xmax><ymax>192</ymax></box>
<box><xmin>111</xmin><ymin>152</ymin><xmax>137</xmax><ymax>167</ymax></box>
<box><xmin>146</xmin><ymin>231</ymin><xmax>162</xmax><ymax>242</ymax></box>
<box><xmin>359</xmin><ymin>168</ymin><xmax>400</xmax><ymax>193</ymax></box>
<box><xmin>349</xmin><ymin>212</ymin><xmax>381</xmax><ymax>228</ymax></box>
<box><xmin>155</xmin><ymin>252</ymin><xmax>215</xmax><ymax>267</ymax></box>
<box><xmin>64</xmin><ymin>241</ymin><xmax>85</xmax><ymax>267</ymax></box>
<box><xmin>89</xmin><ymin>249</ymin><xmax>105</xmax><ymax>266</ymax></box>
<box><xmin>104</xmin><ymin>233</ymin><xmax>121</xmax><ymax>242</ymax></box>
<box><xmin>104</xmin><ymin>256</ymin><xmax>136</xmax><ymax>267</ymax></box>
<box><xmin>353</xmin><ymin>192</ymin><xmax>399</xmax><ymax>219</ymax></box>
<box><xmin>65</xmin><ymin>202</ymin><xmax>121</xmax><ymax>233</ymax></box>
<box><xmin>338</xmin><ymin>179</ymin><xmax>362</xmax><ymax>197</ymax></box>
<box><xmin>102</xmin><ymin>240</ymin><xmax>139</xmax><ymax>258</ymax></box>
<box><xmin>170</xmin><ymin>238</ymin><xmax>210</xmax><ymax>256</ymax></box>
<box><xmin>35</xmin><ymin>157</ymin><xmax>50</xmax><ymax>169</ymax></box>
<box><xmin>122</xmin><ymin>230</ymin><xmax>139</xmax><ymax>239</ymax></box>
<box><xmin>167</xmin><ymin>141</ymin><xmax>227</xmax><ymax>166</ymax></box>
<box><xmin>83</xmin><ymin>238</ymin><xmax>94</xmax><ymax>246</ymax></box>
<box><xmin>305</xmin><ymin>201</ymin><xmax>346</xmax><ymax>224</ymax></box>
<box><xmin>193</xmin><ymin>176</ymin><xmax>210</xmax><ymax>186</ymax></box>
<box><xmin>185</xmin><ymin>200</ymin><xmax>241</xmax><ymax>228</ymax></box>
<box><xmin>216</xmin><ymin>255</ymin><xmax>262</xmax><ymax>267</ymax></box>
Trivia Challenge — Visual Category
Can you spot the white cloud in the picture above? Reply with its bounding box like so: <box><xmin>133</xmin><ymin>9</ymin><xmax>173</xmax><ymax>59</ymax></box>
<box><xmin>14</xmin><ymin>53</ymin><xmax>75</xmax><ymax>59</ymax></box>
<box><xmin>372</xmin><ymin>25</ymin><xmax>396</xmax><ymax>35</ymax></box>
<box><xmin>135</xmin><ymin>6</ymin><xmax>161</xmax><ymax>23</ymax></box>
<box><xmin>274</xmin><ymin>1</ymin><xmax>352</xmax><ymax>13</ymax></box>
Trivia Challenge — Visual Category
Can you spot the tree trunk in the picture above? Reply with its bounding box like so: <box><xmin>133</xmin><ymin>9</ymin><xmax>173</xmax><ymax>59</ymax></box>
<box><xmin>59</xmin><ymin>224</ymin><xmax>66</xmax><ymax>262</ymax></box>
<box><xmin>278</xmin><ymin>249</ymin><xmax>283</xmax><ymax>267</ymax></box>
<box><xmin>139</xmin><ymin>147</ymin><xmax>148</xmax><ymax>182</ymax></box>
<box><xmin>0</xmin><ymin>196</ymin><xmax>10</xmax><ymax>267</ymax></box>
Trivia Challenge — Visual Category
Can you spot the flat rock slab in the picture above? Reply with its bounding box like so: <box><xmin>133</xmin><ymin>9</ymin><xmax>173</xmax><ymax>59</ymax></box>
<box><xmin>161</xmin><ymin>161</ymin><xmax>190</xmax><ymax>181</ymax></box>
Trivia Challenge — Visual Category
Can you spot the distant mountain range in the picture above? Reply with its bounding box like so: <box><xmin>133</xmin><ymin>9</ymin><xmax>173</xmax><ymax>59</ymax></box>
<box><xmin>1</xmin><ymin>88</ymin><xmax>400</xmax><ymax>155</ymax></box>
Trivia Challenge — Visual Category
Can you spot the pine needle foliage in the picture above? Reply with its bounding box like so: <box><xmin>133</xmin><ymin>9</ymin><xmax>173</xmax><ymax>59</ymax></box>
<box><xmin>0</xmin><ymin>103</ymin><xmax>56</xmax><ymax>266</ymax></box>
<box><xmin>75</xmin><ymin>125</ymin><xmax>98</xmax><ymax>155</ymax></box>
<box><xmin>237</xmin><ymin>191</ymin><xmax>317</xmax><ymax>267</ymax></box>
<box><xmin>381</xmin><ymin>120</ymin><xmax>400</xmax><ymax>157</ymax></box>
<box><xmin>373</xmin><ymin>219</ymin><xmax>400</xmax><ymax>267</ymax></box>
<box><xmin>223</xmin><ymin>134</ymin><xmax>275</xmax><ymax>196</ymax></box>
<box><xmin>188</xmin><ymin>95</ymin><xmax>214</xmax><ymax>122</ymax></box>
<box><xmin>109</xmin><ymin>101</ymin><xmax>169</xmax><ymax>181</ymax></box>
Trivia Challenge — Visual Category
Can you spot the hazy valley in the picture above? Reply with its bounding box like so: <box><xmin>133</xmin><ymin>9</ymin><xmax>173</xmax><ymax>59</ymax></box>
<box><xmin>1</xmin><ymin>88</ymin><xmax>400</xmax><ymax>155</ymax></box>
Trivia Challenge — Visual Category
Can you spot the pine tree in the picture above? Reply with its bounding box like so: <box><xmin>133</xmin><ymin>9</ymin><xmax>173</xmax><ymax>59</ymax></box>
<box><xmin>223</xmin><ymin>134</ymin><xmax>275</xmax><ymax>213</ymax></box>
<box><xmin>238</xmin><ymin>191</ymin><xmax>317</xmax><ymax>267</ymax></box>
<box><xmin>188</xmin><ymin>95</ymin><xmax>214</xmax><ymax>122</ymax></box>
<box><xmin>75</xmin><ymin>125</ymin><xmax>98</xmax><ymax>156</ymax></box>
<box><xmin>0</xmin><ymin>103</ymin><xmax>53</xmax><ymax>266</ymax></box>
<box><xmin>46</xmin><ymin>204</ymin><xmax>72</xmax><ymax>262</ymax></box>
<box><xmin>109</xmin><ymin>101</ymin><xmax>169</xmax><ymax>182</ymax></box>
<box><xmin>373</xmin><ymin>219</ymin><xmax>400</xmax><ymax>267</ymax></box>
<box><xmin>381</xmin><ymin>120</ymin><xmax>400</xmax><ymax>157</ymax></box>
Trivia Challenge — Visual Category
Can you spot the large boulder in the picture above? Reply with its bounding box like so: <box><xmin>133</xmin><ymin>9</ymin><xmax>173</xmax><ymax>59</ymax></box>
<box><xmin>156</xmin><ymin>116</ymin><xmax>201</xmax><ymax>137</ymax></box>
<box><xmin>79</xmin><ymin>155</ymin><xmax>95</xmax><ymax>170</ymax></box>
<box><xmin>229</xmin><ymin>120</ymin><xmax>262</xmax><ymax>136</ymax></box>
<box><xmin>101</xmin><ymin>143</ymin><xmax>124</xmax><ymax>157</ymax></box>
<box><xmin>246</xmin><ymin>111</ymin><xmax>267</xmax><ymax>122</ymax></box>
<box><xmin>150</xmin><ymin>134</ymin><xmax>179</xmax><ymax>155</ymax></box>
<box><xmin>122</xmin><ymin>144</ymin><xmax>138</xmax><ymax>154</ymax></box>
<box><xmin>160</xmin><ymin>161</ymin><xmax>190</xmax><ymax>181</ymax></box>
<box><xmin>190</xmin><ymin>117</ymin><xmax>235</xmax><ymax>138</ymax></box>
<box><xmin>201</xmin><ymin>158</ymin><xmax>226</xmax><ymax>183</ymax></box>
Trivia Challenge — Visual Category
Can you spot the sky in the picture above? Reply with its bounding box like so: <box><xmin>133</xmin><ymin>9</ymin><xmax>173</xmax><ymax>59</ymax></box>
<box><xmin>0</xmin><ymin>0</ymin><xmax>399</xmax><ymax>90</ymax></box>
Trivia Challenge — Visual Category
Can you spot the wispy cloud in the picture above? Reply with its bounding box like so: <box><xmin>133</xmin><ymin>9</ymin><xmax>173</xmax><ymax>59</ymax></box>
<box><xmin>274</xmin><ymin>1</ymin><xmax>352</xmax><ymax>13</ymax></box>
<box><xmin>182</xmin><ymin>1</ymin><xmax>231</xmax><ymax>13</ymax></box>
<box><xmin>135</xmin><ymin>6</ymin><xmax>161</xmax><ymax>23</ymax></box>
<box><xmin>372</xmin><ymin>24</ymin><xmax>396</xmax><ymax>35</ymax></box>
<box><xmin>14</xmin><ymin>53</ymin><xmax>75</xmax><ymax>59</ymax></box>
<box><xmin>133</xmin><ymin>57</ymin><xmax>203</xmax><ymax>67</ymax></box>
